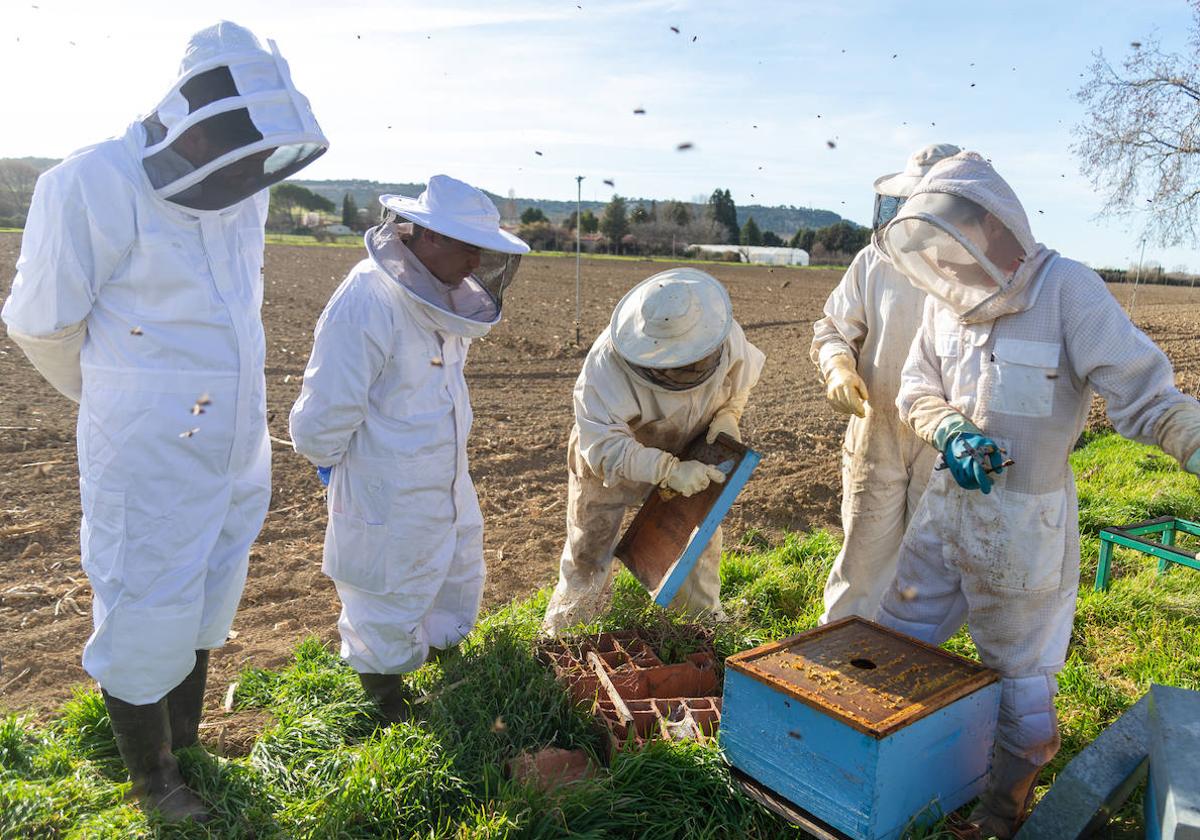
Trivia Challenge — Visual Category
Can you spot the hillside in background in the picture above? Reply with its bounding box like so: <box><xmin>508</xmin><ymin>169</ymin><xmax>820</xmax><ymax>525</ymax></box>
<box><xmin>1</xmin><ymin>160</ymin><xmax>850</xmax><ymax>238</ymax></box>
<box><xmin>8</xmin><ymin>156</ymin><xmax>59</xmax><ymax>172</ymax></box>
<box><xmin>290</xmin><ymin>178</ymin><xmax>849</xmax><ymax>238</ymax></box>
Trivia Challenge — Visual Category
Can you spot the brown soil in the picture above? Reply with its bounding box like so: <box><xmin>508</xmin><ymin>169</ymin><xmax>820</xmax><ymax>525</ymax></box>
<box><xmin>2</xmin><ymin>231</ymin><xmax>1198</xmax><ymax>722</ymax></box>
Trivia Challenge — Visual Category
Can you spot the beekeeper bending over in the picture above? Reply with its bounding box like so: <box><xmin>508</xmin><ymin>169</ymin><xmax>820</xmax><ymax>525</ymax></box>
<box><xmin>811</xmin><ymin>143</ymin><xmax>959</xmax><ymax>624</ymax></box>
<box><xmin>1</xmin><ymin>21</ymin><xmax>326</xmax><ymax>822</ymax></box>
<box><xmin>876</xmin><ymin>151</ymin><xmax>1200</xmax><ymax>838</ymax></box>
<box><xmin>541</xmin><ymin>268</ymin><xmax>766</xmax><ymax>637</ymax></box>
<box><xmin>290</xmin><ymin>176</ymin><xmax>528</xmax><ymax>721</ymax></box>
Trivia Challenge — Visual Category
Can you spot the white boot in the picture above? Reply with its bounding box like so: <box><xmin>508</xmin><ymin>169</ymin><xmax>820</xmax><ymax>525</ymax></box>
<box><xmin>541</xmin><ymin>571</ymin><xmax>613</xmax><ymax>637</ymax></box>
<box><xmin>967</xmin><ymin>746</ymin><xmax>1043</xmax><ymax>839</ymax></box>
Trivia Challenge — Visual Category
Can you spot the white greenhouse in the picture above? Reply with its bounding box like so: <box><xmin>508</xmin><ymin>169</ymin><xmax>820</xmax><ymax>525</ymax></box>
<box><xmin>688</xmin><ymin>244</ymin><xmax>810</xmax><ymax>266</ymax></box>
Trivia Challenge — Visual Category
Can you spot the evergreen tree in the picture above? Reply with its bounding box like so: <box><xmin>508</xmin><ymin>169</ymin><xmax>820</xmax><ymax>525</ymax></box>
<box><xmin>600</xmin><ymin>195</ymin><xmax>629</xmax><ymax>253</ymax></box>
<box><xmin>740</xmin><ymin>216</ymin><xmax>762</xmax><ymax>246</ymax></box>
<box><xmin>341</xmin><ymin>192</ymin><xmax>358</xmax><ymax>228</ymax></box>
<box><xmin>520</xmin><ymin>207</ymin><xmax>548</xmax><ymax>224</ymax></box>
<box><xmin>789</xmin><ymin>228</ymin><xmax>816</xmax><ymax>252</ymax></box>
<box><xmin>580</xmin><ymin>210</ymin><xmax>600</xmax><ymax>234</ymax></box>
<box><xmin>270</xmin><ymin>183</ymin><xmax>335</xmax><ymax>227</ymax></box>
<box><xmin>761</xmin><ymin>230</ymin><xmax>783</xmax><ymax>247</ymax></box>
<box><xmin>818</xmin><ymin>221</ymin><xmax>868</xmax><ymax>254</ymax></box>
<box><xmin>630</xmin><ymin>203</ymin><xmax>650</xmax><ymax>224</ymax></box>
<box><xmin>707</xmin><ymin>188</ymin><xmax>739</xmax><ymax>244</ymax></box>
<box><xmin>668</xmin><ymin>200</ymin><xmax>691</xmax><ymax>226</ymax></box>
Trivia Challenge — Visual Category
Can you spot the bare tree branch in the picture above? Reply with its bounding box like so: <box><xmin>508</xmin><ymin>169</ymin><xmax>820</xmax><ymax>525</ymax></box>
<box><xmin>1073</xmin><ymin>2</ymin><xmax>1200</xmax><ymax>246</ymax></box>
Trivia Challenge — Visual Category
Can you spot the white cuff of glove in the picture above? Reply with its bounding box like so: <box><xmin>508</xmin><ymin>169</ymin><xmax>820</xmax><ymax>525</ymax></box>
<box><xmin>722</xmin><ymin>389</ymin><xmax>752</xmax><ymax>422</ymax></box>
<box><xmin>623</xmin><ymin>445</ymin><xmax>679</xmax><ymax>486</ymax></box>
<box><xmin>1154</xmin><ymin>401</ymin><xmax>1200</xmax><ymax>473</ymax></box>
<box><xmin>1187</xmin><ymin>449</ymin><xmax>1200</xmax><ymax>476</ymax></box>
<box><xmin>706</xmin><ymin>411</ymin><xmax>741</xmax><ymax>444</ymax></box>
<box><xmin>8</xmin><ymin>322</ymin><xmax>87</xmax><ymax>403</ymax></box>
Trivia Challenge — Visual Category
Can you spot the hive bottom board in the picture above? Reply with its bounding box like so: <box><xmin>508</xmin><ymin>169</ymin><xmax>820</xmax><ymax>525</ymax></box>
<box><xmin>730</xmin><ymin>767</ymin><xmax>853</xmax><ymax>840</ymax></box>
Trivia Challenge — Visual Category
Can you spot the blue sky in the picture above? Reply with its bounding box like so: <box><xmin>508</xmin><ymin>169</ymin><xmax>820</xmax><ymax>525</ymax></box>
<box><xmin>3</xmin><ymin>0</ymin><xmax>1196</xmax><ymax>270</ymax></box>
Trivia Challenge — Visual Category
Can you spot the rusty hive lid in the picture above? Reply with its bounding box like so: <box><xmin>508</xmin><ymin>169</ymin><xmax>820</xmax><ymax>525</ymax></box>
<box><xmin>725</xmin><ymin>617</ymin><xmax>999</xmax><ymax>738</ymax></box>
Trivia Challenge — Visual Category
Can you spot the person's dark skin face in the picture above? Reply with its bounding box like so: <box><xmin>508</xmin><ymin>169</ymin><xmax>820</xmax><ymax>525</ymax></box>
<box><xmin>172</xmin><ymin>121</ymin><xmax>276</xmax><ymax>203</ymax></box>
<box><xmin>408</xmin><ymin>230</ymin><xmax>483</xmax><ymax>287</ymax></box>
<box><xmin>217</xmin><ymin>148</ymin><xmax>274</xmax><ymax>191</ymax></box>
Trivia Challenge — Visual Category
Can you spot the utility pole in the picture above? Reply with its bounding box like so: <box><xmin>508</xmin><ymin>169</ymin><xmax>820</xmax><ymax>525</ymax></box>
<box><xmin>1129</xmin><ymin>235</ymin><xmax>1148</xmax><ymax>321</ymax></box>
<box><xmin>575</xmin><ymin>175</ymin><xmax>584</xmax><ymax>345</ymax></box>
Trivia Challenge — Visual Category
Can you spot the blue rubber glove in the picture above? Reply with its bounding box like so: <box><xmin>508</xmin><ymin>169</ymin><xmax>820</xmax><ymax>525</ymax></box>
<box><xmin>943</xmin><ymin>432</ymin><xmax>1005</xmax><ymax>494</ymax></box>
<box><xmin>1186</xmin><ymin>447</ymin><xmax>1200</xmax><ymax>477</ymax></box>
<box><xmin>317</xmin><ymin>465</ymin><xmax>332</xmax><ymax>487</ymax></box>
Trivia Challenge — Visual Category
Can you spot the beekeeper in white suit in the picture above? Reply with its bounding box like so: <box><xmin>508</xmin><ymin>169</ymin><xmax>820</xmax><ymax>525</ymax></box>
<box><xmin>540</xmin><ymin>268</ymin><xmax>766</xmax><ymax>637</ymax></box>
<box><xmin>1</xmin><ymin>21</ymin><xmax>325</xmax><ymax>822</ymax></box>
<box><xmin>290</xmin><ymin>176</ymin><xmax>528</xmax><ymax>720</ymax></box>
<box><xmin>875</xmin><ymin>151</ymin><xmax>1200</xmax><ymax>837</ymax></box>
<box><xmin>811</xmin><ymin>143</ymin><xmax>959</xmax><ymax>624</ymax></box>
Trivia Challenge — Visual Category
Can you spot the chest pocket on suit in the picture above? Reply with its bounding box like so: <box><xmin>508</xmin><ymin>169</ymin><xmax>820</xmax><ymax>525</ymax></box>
<box><xmin>990</xmin><ymin>339</ymin><xmax>1060</xmax><ymax>418</ymax></box>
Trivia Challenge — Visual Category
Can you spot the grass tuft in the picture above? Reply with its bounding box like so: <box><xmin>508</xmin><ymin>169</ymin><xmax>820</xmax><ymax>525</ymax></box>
<box><xmin>1</xmin><ymin>432</ymin><xmax>1195</xmax><ymax>837</ymax></box>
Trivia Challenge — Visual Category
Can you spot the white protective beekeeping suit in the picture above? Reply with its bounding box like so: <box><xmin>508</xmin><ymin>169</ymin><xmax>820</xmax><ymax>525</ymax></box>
<box><xmin>541</xmin><ymin>268</ymin><xmax>766</xmax><ymax>637</ymax></box>
<box><xmin>1</xmin><ymin>21</ymin><xmax>327</xmax><ymax>705</ymax></box>
<box><xmin>811</xmin><ymin>143</ymin><xmax>959</xmax><ymax>624</ymax></box>
<box><xmin>876</xmin><ymin>151</ymin><xmax>1200</xmax><ymax>835</ymax></box>
<box><xmin>290</xmin><ymin>177</ymin><xmax>528</xmax><ymax>675</ymax></box>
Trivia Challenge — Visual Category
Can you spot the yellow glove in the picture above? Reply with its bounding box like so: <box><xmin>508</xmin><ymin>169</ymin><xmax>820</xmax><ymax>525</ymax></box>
<box><xmin>825</xmin><ymin>354</ymin><xmax>869</xmax><ymax>418</ymax></box>
<box><xmin>706</xmin><ymin>411</ymin><xmax>741</xmax><ymax>444</ymax></box>
<box><xmin>663</xmin><ymin>460</ymin><xmax>727</xmax><ymax>497</ymax></box>
<box><xmin>706</xmin><ymin>389</ymin><xmax>751</xmax><ymax>444</ymax></box>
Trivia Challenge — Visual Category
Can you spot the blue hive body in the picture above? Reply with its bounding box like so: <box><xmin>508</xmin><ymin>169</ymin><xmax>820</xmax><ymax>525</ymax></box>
<box><xmin>721</xmin><ymin>618</ymin><xmax>1001</xmax><ymax>840</ymax></box>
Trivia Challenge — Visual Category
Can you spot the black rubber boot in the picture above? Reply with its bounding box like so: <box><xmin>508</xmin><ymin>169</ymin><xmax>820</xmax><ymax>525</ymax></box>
<box><xmin>102</xmin><ymin>689</ymin><xmax>211</xmax><ymax>823</ymax></box>
<box><xmin>357</xmin><ymin>672</ymin><xmax>413</xmax><ymax>723</ymax></box>
<box><xmin>967</xmin><ymin>746</ymin><xmax>1043</xmax><ymax>839</ymax></box>
<box><xmin>168</xmin><ymin>650</ymin><xmax>209</xmax><ymax>751</ymax></box>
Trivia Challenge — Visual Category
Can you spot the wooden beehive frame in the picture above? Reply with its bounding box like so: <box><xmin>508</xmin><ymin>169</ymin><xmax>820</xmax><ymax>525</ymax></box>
<box><xmin>615</xmin><ymin>432</ymin><xmax>761</xmax><ymax>606</ymax></box>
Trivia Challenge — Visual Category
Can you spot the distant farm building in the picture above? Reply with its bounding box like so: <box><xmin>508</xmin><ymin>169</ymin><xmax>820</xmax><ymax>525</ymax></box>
<box><xmin>688</xmin><ymin>244</ymin><xmax>810</xmax><ymax>266</ymax></box>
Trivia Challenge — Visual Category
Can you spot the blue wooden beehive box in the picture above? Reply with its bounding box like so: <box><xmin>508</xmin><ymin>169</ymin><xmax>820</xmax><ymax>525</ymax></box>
<box><xmin>721</xmin><ymin>617</ymin><xmax>1001</xmax><ymax>840</ymax></box>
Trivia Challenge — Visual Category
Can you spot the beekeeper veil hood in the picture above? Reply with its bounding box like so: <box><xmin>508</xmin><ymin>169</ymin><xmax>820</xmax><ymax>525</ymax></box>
<box><xmin>368</xmin><ymin>175</ymin><xmax>530</xmax><ymax>326</ymax></box>
<box><xmin>871</xmin><ymin>142</ymin><xmax>962</xmax><ymax>233</ymax></box>
<box><xmin>610</xmin><ymin>268</ymin><xmax>733</xmax><ymax>390</ymax></box>
<box><xmin>880</xmin><ymin>151</ymin><xmax>1053</xmax><ymax>322</ymax></box>
<box><xmin>140</xmin><ymin>20</ymin><xmax>328</xmax><ymax>211</ymax></box>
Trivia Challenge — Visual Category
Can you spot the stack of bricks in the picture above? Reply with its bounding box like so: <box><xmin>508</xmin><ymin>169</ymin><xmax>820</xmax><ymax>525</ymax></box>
<box><xmin>537</xmin><ymin>628</ymin><xmax>723</xmax><ymax>757</ymax></box>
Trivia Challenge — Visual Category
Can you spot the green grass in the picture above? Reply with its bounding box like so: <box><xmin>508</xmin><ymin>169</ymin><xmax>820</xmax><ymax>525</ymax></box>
<box><xmin>264</xmin><ymin>233</ymin><xmax>361</xmax><ymax>248</ymax></box>
<box><xmin>3</xmin><ymin>433</ymin><xmax>1197</xmax><ymax>837</ymax></box>
<box><xmin>256</xmin><ymin>232</ymin><xmax>842</xmax><ymax>271</ymax></box>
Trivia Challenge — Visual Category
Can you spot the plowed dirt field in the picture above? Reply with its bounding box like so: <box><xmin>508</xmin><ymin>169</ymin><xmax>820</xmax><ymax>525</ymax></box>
<box><xmin>2</xmin><ymin>231</ymin><xmax>1197</xmax><ymax>720</ymax></box>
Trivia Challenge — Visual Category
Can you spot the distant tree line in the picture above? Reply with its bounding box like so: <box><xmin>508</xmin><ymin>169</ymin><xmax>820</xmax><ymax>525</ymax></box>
<box><xmin>1093</xmin><ymin>264</ymin><xmax>1200</xmax><ymax>287</ymax></box>
<box><xmin>0</xmin><ymin>162</ymin><xmax>868</xmax><ymax>262</ymax></box>
<box><xmin>517</xmin><ymin>188</ymin><xmax>868</xmax><ymax>260</ymax></box>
